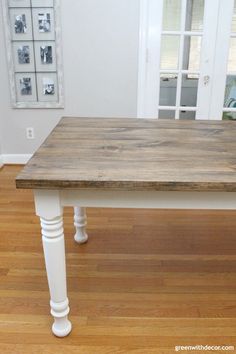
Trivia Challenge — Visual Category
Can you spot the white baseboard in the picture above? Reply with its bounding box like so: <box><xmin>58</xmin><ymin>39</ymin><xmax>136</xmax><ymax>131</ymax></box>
<box><xmin>0</xmin><ymin>155</ymin><xmax>3</xmax><ymax>168</ymax></box>
<box><xmin>1</xmin><ymin>154</ymin><xmax>32</xmax><ymax>165</ymax></box>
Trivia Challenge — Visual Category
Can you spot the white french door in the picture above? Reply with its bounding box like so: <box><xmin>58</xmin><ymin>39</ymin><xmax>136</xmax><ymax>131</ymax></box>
<box><xmin>138</xmin><ymin>0</ymin><xmax>236</xmax><ymax>120</ymax></box>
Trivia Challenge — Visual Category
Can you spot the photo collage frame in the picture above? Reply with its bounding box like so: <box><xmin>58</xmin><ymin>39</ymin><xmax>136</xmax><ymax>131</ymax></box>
<box><xmin>2</xmin><ymin>0</ymin><xmax>63</xmax><ymax>108</ymax></box>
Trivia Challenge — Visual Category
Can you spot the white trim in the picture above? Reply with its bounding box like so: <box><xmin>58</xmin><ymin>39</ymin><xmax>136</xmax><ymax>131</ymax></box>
<box><xmin>137</xmin><ymin>0</ymin><xmax>163</xmax><ymax>118</ymax></box>
<box><xmin>0</xmin><ymin>155</ymin><xmax>3</xmax><ymax>168</ymax></box>
<box><xmin>159</xmin><ymin>106</ymin><xmax>197</xmax><ymax>111</ymax></box>
<box><xmin>1</xmin><ymin>0</ymin><xmax>16</xmax><ymax>110</ymax></box>
<box><xmin>209</xmin><ymin>0</ymin><xmax>235</xmax><ymax>120</ymax></box>
<box><xmin>223</xmin><ymin>108</ymin><xmax>236</xmax><ymax>112</ymax></box>
<box><xmin>61</xmin><ymin>190</ymin><xmax>236</xmax><ymax>210</ymax></box>
<box><xmin>162</xmin><ymin>31</ymin><xmax>203</xmax><ymax>36</ymax></box>
<box><xmin>175</xmin><ymin>0</ymin><xmax>187</xmax><ymax>120</ymax></box>
<box><xmin>160</xmin><ymin>70</ymin><xmax>200</xmax><ymax>74</ymax></box>
<box><xmin>137</xmin><ymin>0</ymin><xmax>148</xmax><ymax>118</ymax></box>
<box><xmin>2</xmin><ymin>154</ymin><xmax>32</xmax><ymax>164</ymax></box>
<box><xmin>193</xmin><ymin>0</ymin><xmax>220</xmax><ymax>120</ymax></box>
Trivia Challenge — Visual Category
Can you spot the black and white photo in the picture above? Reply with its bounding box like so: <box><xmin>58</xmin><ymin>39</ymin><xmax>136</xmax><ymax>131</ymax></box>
<box><xmin>13</xmin><ymin>42</ymin><xmax>35</xmax><ymax>72</ymax></box>
<box><xmin>20</xmin><ymin>77</ymin><xmax>32</xmax><ymax>95</ymax></box>
<box><xmin>15</xmin><ymin>73</ymin><xmax>37</xmax><ymax>102</ymax></box>
<box><xmin>38</xmin><ymin>13</ymin><xmax>51</xmax><ymax>32</ymax></box>
<box><xmin>10</xmin><ymin>8</ymin><xmax>33</xmax><ymax>41</ymax></box>
<box><xmin>40</xmin><ymin>45</ymin><xmax>52</xmax><ymax>64</ymax></box>
<box><xmin>14</xmin><ymin>14</ymin><xmax>27</xmax><ymax>33</ymax></box>
<box><xmin>32</xmin><ymin>8</ymin><xmax>54</xmax><ymax>40</ymax></box>
<box><xmin>34</xmin><ymin>41</ymin><xmax>56</xmax><ymax>71</ymax></box>
<box><xmin>43</xmin><ymin>77</ymin><xmax>54</xmax><ymax>95</ymax></box>
<box><xmin>17</xmin><ymin>45</ymin><xmax>30</xmax><ymax>64</ymax></box>
<box><xmin>36</xmin><ymin>73</ymin><xmax>58</xmax><ymax>102</ymax></box>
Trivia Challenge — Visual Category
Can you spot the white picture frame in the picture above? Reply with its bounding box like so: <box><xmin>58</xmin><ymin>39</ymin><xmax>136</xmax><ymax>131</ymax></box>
<box><xmin>34</xmin><ymin>41</ymin><xmax>56</xmax><ymax>72</ymax></box>
<box><xmin>2</xmin><ymin>0</ymin><xmax>64</xmax><ymax>108</ymax></box>
<box><xmin>12</xmin><ymin>41</ymin><xmax>35</xmax><ymax>72</ymax></box>
<box><xmin>15</xmin><ymin>73</ymin><xmax>37</xmax><ymax>102</ymax></box>
<box><xmin>32</xmin><ymin>7</ymin><xmax>55</xmax><ymax>40</ymax></box>
<box><xmin>31</xmin><ymin>0</ymin><xmax>54</xmax><ymax>7</ymax></box>
<box><xmin>37</xmin><ymin>72</ymin><xmax>58</xmax><ymax>102</ymax></box>
<box><xmin>10</xmin><ymin>8</ymin><xmax>33</xmax><ymax>40</ymax></box>
<box><xmin>8</xmin><ymin>0</ymin><xmax>31</xmax><ymax>7</ymax></box>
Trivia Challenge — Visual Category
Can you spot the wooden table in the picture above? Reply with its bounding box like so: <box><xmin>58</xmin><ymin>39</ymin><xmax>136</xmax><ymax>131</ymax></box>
<box><xmin>16</xmin><ymin>117</ymin><xmax>236</xmax><ymax>337</ymax></box>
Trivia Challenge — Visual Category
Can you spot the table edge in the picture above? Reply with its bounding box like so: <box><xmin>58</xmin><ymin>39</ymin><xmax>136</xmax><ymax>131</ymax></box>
<box><xmin>15</xmin><ymin>177</ymin><xmax>236</xmax><ymax>192</ymax></box>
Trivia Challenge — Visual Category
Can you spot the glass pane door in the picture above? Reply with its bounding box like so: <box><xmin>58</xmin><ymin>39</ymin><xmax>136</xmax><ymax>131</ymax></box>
<box><xmin>158</xmin><ymin>0</ymin><xmax>204</xmax><ymax>119</ymax></box>
<box><xmin>138</xmin><ymin>0</ymin><xmax>235</xmax><ymax>120</ymax></box>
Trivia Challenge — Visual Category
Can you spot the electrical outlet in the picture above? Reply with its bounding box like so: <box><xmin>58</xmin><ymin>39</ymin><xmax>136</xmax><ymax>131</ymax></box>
<box><xmin>26</xmin><ymin>127</ymin><xmax>34</xmax><ymax>139</ymax></box>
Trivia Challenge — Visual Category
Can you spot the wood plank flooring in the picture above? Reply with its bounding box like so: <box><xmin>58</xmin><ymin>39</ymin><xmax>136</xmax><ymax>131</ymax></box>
<box><xmin>1</xmin><ymin>165</ymin><xmax>236</xmax><ymax>353</ymax></box>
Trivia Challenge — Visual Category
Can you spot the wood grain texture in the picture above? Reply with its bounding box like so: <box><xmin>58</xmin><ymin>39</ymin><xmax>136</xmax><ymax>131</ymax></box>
<box><xmin>2</xmin><ymin>166</ymin><xmax>236</xmax><ymax>352</ymax></box>
<box><xmin>15</xmin><ymin>117</ymin><xmax>236</xmax><ymax>191</ymax></box>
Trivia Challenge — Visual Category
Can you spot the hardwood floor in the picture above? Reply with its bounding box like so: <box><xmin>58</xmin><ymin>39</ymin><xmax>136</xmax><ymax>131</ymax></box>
<box><xmin>1</xmin><ymin>165</ymin><xmax>236</xmax><ymax>353</ymax></box>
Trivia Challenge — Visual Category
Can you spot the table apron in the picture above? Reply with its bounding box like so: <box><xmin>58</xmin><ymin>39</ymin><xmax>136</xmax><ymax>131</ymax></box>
<box><xmin>59</xmin><ymin>190</ymin><xmax>236</xmax><ymax>210</ymax></box>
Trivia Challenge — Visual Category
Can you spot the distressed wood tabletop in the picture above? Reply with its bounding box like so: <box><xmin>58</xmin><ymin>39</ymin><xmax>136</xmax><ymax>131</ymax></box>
<box><xmin>15</xmin><ymin>117</ymin><xmax>236</xmax><ymax>191</ymax></box>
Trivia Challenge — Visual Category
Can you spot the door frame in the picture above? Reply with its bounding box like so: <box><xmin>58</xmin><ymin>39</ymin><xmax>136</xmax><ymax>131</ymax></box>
<box><xmin>137</xmin><ymin>0</ymin><xmax>163</xmax><ymax>118</ymax></box>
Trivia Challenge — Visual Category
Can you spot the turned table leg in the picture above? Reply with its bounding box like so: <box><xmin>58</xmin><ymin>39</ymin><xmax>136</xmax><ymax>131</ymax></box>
<box><xmin>74</xmin><ymin>207</ymin><xmax>88</xmax><ymax>244</ymax></box>
<box><xmin>34</xmin><ymin>190</ymin><xmax>72</xmax><ymax>337</ymax></box>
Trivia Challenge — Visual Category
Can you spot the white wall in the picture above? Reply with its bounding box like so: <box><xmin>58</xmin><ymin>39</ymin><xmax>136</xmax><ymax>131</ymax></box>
<box><xmin>0</xmin><ymin>0</ymin><xmax>139</xmax><ymax>155</ymax></box>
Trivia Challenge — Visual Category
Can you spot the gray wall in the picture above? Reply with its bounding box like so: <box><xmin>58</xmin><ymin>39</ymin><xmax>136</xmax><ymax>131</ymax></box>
<box><xmin>0</xmin><ymin>0</ymin><xmax>139</xmax><ymax>154</ymax></box>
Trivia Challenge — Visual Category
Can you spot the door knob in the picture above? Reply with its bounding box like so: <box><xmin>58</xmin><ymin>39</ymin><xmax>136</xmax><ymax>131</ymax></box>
<box><xmin>203</xmin><ymin>75</ymin><xmax>210</xmax><ymax>86</ymax></box>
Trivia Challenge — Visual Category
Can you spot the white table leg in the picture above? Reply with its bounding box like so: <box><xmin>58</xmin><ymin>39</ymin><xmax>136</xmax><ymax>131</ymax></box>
<box><xmin>34</xmin><ymin>190</ymin><xmax>72</xmax><ymax>337</ymax></box>
<box><xmin>74</xmin><ymin>207</ymin><xmax>88</xmax><ymax>244</ymax></box>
